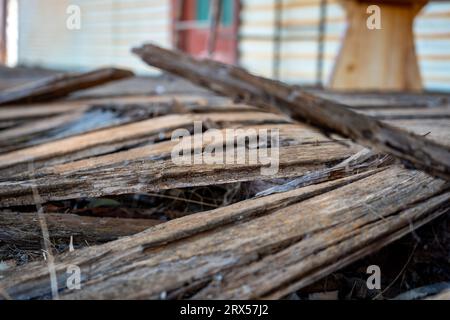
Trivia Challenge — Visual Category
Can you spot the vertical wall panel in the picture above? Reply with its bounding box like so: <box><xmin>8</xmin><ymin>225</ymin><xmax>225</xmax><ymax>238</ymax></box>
<box><xmin>18</xmin><ymin>0</ymin><xmax>171</xmax><ymax>74</ymax></box>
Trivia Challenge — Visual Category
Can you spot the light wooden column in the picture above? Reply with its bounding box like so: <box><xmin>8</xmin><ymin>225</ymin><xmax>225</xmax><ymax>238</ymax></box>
<box><xmin>330</xmin><ymin>0</ymin><xmax>428</xmax><ymax>91</ymax></box>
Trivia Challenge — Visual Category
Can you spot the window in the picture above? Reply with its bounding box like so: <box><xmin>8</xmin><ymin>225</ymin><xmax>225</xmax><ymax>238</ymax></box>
<box><xmin>196</xmin><ymin>0</ymin><xmax>234</xmax><ymax>26</ymax></box>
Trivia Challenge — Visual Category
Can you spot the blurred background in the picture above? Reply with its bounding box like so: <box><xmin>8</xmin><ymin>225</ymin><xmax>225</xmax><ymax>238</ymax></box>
<box><xmin>0</xmin><ymin>0</ymin><xmax>450</xmax><ymax>91</ymax></box>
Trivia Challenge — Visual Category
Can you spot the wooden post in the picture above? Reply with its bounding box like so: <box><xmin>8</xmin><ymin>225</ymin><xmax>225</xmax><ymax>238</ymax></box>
<box><xmin>330</xmin><ymin>0</ymin><xmax>428</xmax><ymax>91</ymax></box>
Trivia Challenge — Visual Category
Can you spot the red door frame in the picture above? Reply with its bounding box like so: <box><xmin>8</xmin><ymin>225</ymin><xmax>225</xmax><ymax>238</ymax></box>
<box><xmin>171</xmin><ymin>0</ymin><xmax>240</xmax><ymax>64</ymax></box>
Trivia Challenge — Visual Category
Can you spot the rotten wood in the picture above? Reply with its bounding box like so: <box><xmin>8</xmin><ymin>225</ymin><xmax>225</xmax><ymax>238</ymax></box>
<box><xmin>426</xmin><ymin>289</ymin><xmax>450</xmax><ymax>300</ymax></box>
<box><xmin>207</xmin><ymin>0</ymin><xmax>222</xmax><ymax>57</ymax></box>
<box><xmin>0</xmin><ymin>111</ymin><xmax>289</xmax><ymax>177</ymax></box>
<box><xmin>0</xmin><ymin>212</ymin><xmax>161</xmax><ymax>251</ymax></box>
<box><xmin>0</xmin><ymin>141</ymin><xmax>359</xmax><ymax>207</ymax></box>
<box><xmin>132</xmin><ymin>44</ymin><xmax>450</xmax><ymax>180</ymax></box>
<box><xmin>0</xmin><ymin>166</ymin><xmax>448</xmax><ymax>299</ymax></box>
<box><xmin>0</xmin><ymin>68</ymin><xmax>134</xmax><ymax>105</ymax></box>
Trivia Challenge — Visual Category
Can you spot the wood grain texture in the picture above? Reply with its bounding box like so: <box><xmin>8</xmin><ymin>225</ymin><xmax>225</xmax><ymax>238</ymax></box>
<box><xmin>132</xmin><ymin>44</ymin><xmax>450</xmax><ymax>181</ymax></box>
<box><xmin>0</xmin><ymin>166</ymin><xmax>447</xmax><ymax>300</ymax></box>
<box><xmin>0</xmin><ymin>212</ymin><xmax>161</xmax><ymax>250</ymax></box>
<box><xmin>0</xmin><ymin>68</ymin><xmax>134</xmax><ymax>105</ymax></box>
<box><xmin>0</xmin><ymin>111</ymin><xmax>289</xmax><ymax>177</ymax></box>
<box><xmin>1</xmin><ymin>71</ymin><xmax>449</xmax><ymax>301</ymax></box>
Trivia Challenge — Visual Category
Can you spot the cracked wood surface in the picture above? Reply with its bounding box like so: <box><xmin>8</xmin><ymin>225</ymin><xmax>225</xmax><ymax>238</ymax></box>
<box><xmin>1</xmin><ymin>74</ymin><xmax>449</xmax><ymax>300</ymax></box>
<box><xmin>0</xmin><ymin>166</ymin><xmax>448</xmax><ymax>299</ymax></box>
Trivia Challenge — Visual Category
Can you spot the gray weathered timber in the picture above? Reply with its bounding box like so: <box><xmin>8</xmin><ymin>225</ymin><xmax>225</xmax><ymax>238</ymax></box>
<box><xmin>0</xmin><ymin>68</ymin><xmax>134</xmax><ymax>105</ymax></box>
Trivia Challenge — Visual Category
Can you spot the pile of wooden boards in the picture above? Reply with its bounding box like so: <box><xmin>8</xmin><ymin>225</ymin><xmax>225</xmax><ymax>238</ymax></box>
<box><xmin>0</xmin><ymin>47</ymin><xmax>449</xmax><ymax>299</ymax></box>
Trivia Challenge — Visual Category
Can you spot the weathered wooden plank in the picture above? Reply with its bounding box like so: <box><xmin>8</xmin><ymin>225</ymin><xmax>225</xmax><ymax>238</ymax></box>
<box><xmin>39</xmin><ymin>124</ymin><xmax>337</xmax><ymax>175</ymax></box>
<box><xmin>0</xmin><ymin>120</ymin><xmax>21</xmax><ymax>130</ymax></box>
<box><xmin>426</xmin><ymin>289</ymin><xmax>450</xmax><ymax>300</ymax></box>
<box><xmin>0</xmin><ymin>111</ymin><xmax>84</xmax><ymax>143</ymax></box>
<box><xmin>0</xmin><ymin>68</ymin><xmax>134</xmax><ymax>105</ymax></box>
<box><xmin>255</xmin><ymin>148</ymin><xmax>390</xmax><ymax>197</ymax></box>
<box><xmin>0</xmin><ymin>142</ymin><xmax>359</xmax><ymax>207</ymax></box>
<box><xmin>310</xmin><ymin>91</ymin><xmax>450</xmax><ymax>109</ymax></box>
<box><xmin>0</xmin><ymin>111</ymin><xmax>288</xmax><ymax>177</ymax></box>
<box><xmin>387</xmin><ymin>119</ymin><xmax>450</xmax><ymax>147</ymax></box>
<box><xmin>0</xmin><ymin>212</ymin><xmax>161</xmax><ymax>251</ymax></box>
<box><xmin>0</xmin><ymin>113</ymin><xmax>191</xmax><ymax>174</ymax></box>
<box><xmin>0</xmin><ymin>94</ymin><xmax>212</xmax><ymax>121</ymax></box>
<box><xmin>0</xmin><ymin>95</ymin><xmax>256</xmax><ymax>153</ymax></box>
<box><xmin>0</xmin><ymin>103</ymin><xmax>84</xmax><ymax>121</ymax></box>
<box><xmin>132</xmin><ymin>44</ymin><xmax>450</xmax><ymax>180</ymax></box>
<box><xmin>193</xmin><ymin>197</ymin><xmax>449</xmax><ymax>299</ymax></box>
<box><xmin>0</xmin><ymin>166</ymin><xmax>447</xmax><ymax>300</ymax></box>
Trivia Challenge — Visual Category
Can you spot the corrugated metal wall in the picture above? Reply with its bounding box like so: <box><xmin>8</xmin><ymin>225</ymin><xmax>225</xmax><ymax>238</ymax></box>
<box><xmin>17</xmin><ymin>0</ymin><xmax>171</xmax><ymax>73</ymax></box>
<box><xmin>239</xmin><ymin>0</ymin><xmax>450</xmax><ymax>91</ymax></box>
